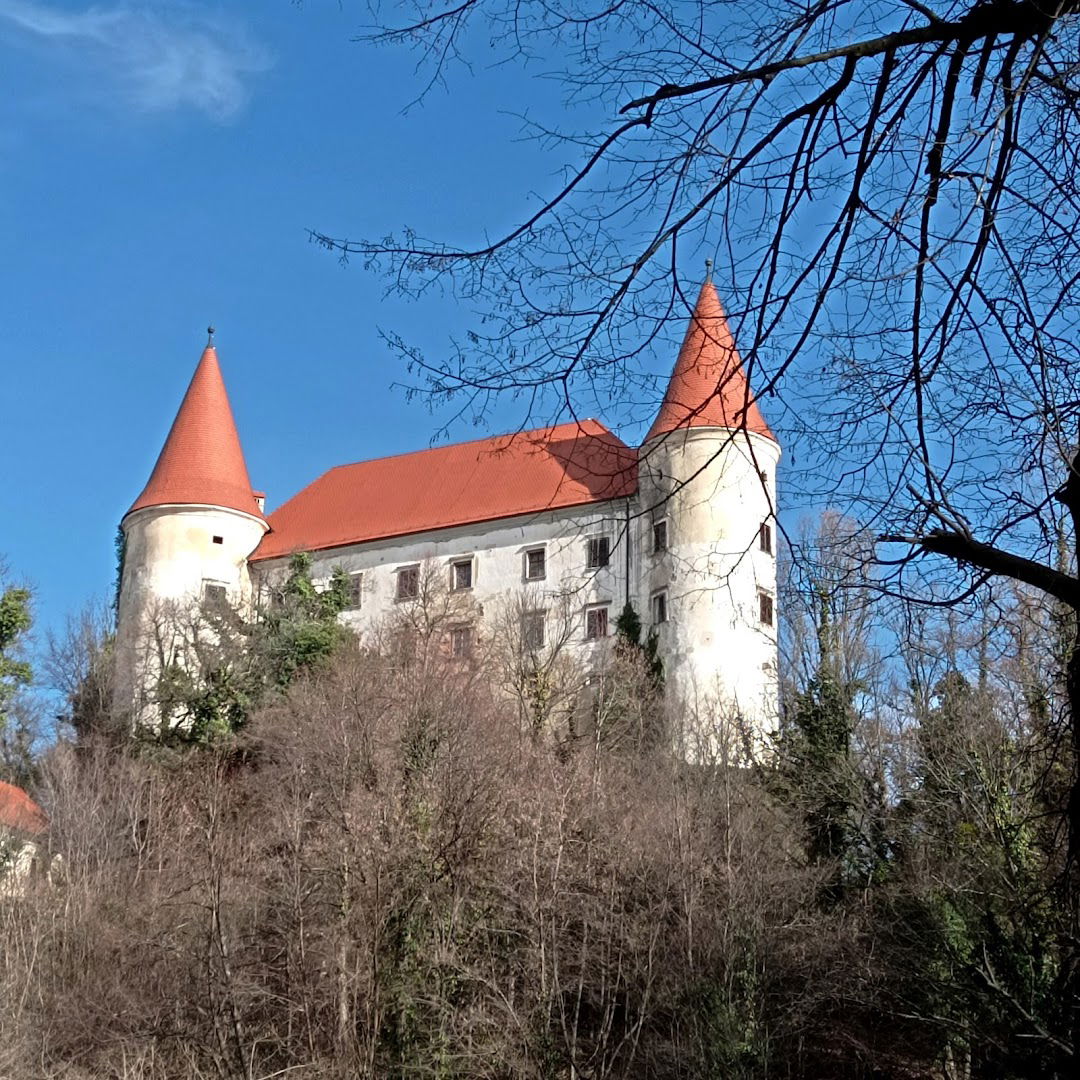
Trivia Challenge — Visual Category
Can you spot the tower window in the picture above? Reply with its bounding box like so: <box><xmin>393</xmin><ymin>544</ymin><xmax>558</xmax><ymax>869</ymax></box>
<box><xmin>651</xmin><ymin>591</ymin><xmax>668</xmax><ymax>624</ymax></box>
<box><xmin>585</xmin><ymin>605</ymin><xmax>610</xmax><ymax>640</ymax></box>
<box><xmin>522</xmin><ymin>610</ymin><xmax>546</xmax><ymax>651</ymax></box>
<box><xmin>587</xmin><ymin>536</ymin><xmax>611</xmax><ymax>569</ymax></box>
<box><xmin>759</xmin><ymin>522</ymin><xmax>773</xmax><ymax>554</ymax></box>
<box><xmin>525</xmin><ymin>548</ymin><xmax>546</xmax><ymax>581</ymax></box>
<box><xmin>451</xmin><ymin>558</ymin><xmax>474</xmax><ymax>591</ymax></box>
<box><xmin>396</xmin><ymin>565</ymin><xmax>420</xmax><ymax>601</ymax></box>
<box><xmin>212</xmin><ymin>535</ymin><xmax>223</xmax><ymax>545</ymax></box>
<box><xmin>759</xmin><ymin>591</ymin><xmax>775</xmax><ymax>627</ymax></box>
<box><xmin>202</xmin><ymin>581</ymin><xmax>228</xmax><ymax>607</ymax></box>
<box><xmin>345</xmin><ymin>572</ymin><xmax>363</xmax><ymax>610</ymax></box>
<box><xmin>450</xmin><ymin>624</ymin><xmax>474</xmax><ymax>658</ymax></box>
<box><xmin>652</xmin><ymin>519</ymin><xmax>668</xmax><ymax>553</ymax></box>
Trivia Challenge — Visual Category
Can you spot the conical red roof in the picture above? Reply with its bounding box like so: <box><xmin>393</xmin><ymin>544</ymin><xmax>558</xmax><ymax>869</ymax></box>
<box><xmin>644</xmin><ymin>282</ymin><xmax>776</xmax><ymax>444</ymax></box>
<box><xmin>127</xmin><ymin>344</ymin><xmax>264</xmax><ymax>520</ymax></box>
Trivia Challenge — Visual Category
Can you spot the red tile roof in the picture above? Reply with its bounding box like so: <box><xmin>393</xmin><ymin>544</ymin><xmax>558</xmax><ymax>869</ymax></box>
<box><xmin>126</xmin><ymin>345</ymin><xmax>266</xmax><ymax>521</ymax></box>
<box><xmin>0</xmin><ymin>781</ymin><xmax>47</xmax><ymax>837</ymax></box>
<box><xmin>645</xmin><ymin>282</ymin><xmax>776</xmax><ymax>444</ymax></box>
<box><xmin>252</xmin><ymin>420</ymin><xmax>637</xmax><ymax>560</ymax></box>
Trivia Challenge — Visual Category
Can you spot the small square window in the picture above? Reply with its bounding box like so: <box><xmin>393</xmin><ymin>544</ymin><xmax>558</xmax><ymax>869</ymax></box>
<box><xmin>652</xmin><ymin>520</ymin><xmax>668</xmax><ymax>553</ymax></box>
<box><xmin>585</xmin><ymin>606</ymin><xmax>609</xmax><ymax>640</ymax></box>
<box><xmin>211</xmin><ymin>535</ymin><xmax>224</xmax><ymax>545</ymax></box>
<box><xmin>587</xmin><ymin>536</ymin><xmax>611</xmax><ymax>569</ymax></box>
<box><xmin>759</xmin><ymin>592</ymin><xmax>774</xmax><ymax>627</ymax></box>
<box><xmin>397</xmin><ymin>565</ymin><xmax>420</xmax><ymax>601</ymax></box>
<box><xmin>522</xmin><ymin>610</ymin><xmax>546</xmax><ymax>651</ymax></box>
<box><xmin>203</xmin><ymin>582</ymin><xmax>227</xmax><ymax>607</ymax></box>
<box><xmin>525</xmin><ymin>548</ymin><xmax>546</xmax><ymax>581</ymax></box>
<box><xmin>450</xmin><ymin>624</ymin><xmax>474</xmax><ymax>658</ymax></box>
<box><xmin>344</xmin><ymin>572</ymin><xmax>363</xmax><ymax>610</ymax></box>
<box><xmin>651</xmin><ymin>592</ymin><xmax>668</xmax><ymax>624</ymax></box>
<box><xmin>451</xmin><ymin>559</ymin><xmax>473</xmax><ymax>591</ymax></box>
<box><xmin>759</xmin><ymin>522</ymin><xmax>773</xmax><ymax>554</ymax></box>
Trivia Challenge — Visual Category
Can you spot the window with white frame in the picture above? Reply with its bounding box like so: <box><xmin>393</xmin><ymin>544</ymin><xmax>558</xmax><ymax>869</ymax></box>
<box><xmin>586</xmin><ymin>536</ymin><xmax>611</xmax><ymax>569</ymax></box>
<box><xmin>522</xmin><ymin>610</ymin><xmax>546</xmax><ymax>651</ymax></box>
<box><xmin>758</xmin><ymin>590</ymin><xmax>775</xmax><ymax>627</ymax></box>
<box><xmin>652</xmin><ymin>519</ymin><xmax>668</xmax><ymax>553</ymax></box>
<box><xmin>759</xmin><ymin>521</ymin><xmax>773</xmax><ymax>554</ymax></box>
<box><xmin>396</xmin><ymin>565</ymin><xmax>420</xmax><ymax>601</ymax></box>
<box><xmin>451</xmin><ymin>558</ymin><xmax>474</xmax><ymax>591</ymax></box>
<box><xmin>524</xmin><ymin>547</ymin><xmax>546</xmax><ymax>581</ymax></box>
<box><xmin>585</xmin><ymin>605</ymin><xmax>610</xmax><ymax>640</ymax></box>
<box><xmin>344</xmin><ymin>572</ymin><xmax>363</xmax><ymax>610</ymax></box>
<box><xmin>651</xmin><ymin>591</ymin><xmax>668</xmax><ymax>624</ymax></box>
<box><xmin>202</xmin><ymin>581</ymin><xmax>228</xmax><ymax>608</ymax></box>
<box><xmin>450</xmin><ymin>624</ymin><xmax>474</xmax><ymax>658</ymax></box>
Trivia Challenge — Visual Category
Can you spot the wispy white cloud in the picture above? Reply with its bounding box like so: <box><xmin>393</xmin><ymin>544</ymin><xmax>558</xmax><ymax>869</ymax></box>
<box><xmin>0</xmin><ymin>1</ymin><xmax>271</xmax><ymax>121</ymax></box>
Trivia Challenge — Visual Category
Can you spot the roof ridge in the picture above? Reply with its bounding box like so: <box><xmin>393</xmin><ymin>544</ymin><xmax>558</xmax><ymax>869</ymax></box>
<box><xmin>323</xmin><ymin>417</ymin><xmax>620</xmax><ymax>473</ymax></box>
<box><xmin>253</xmin><ymin>417</ymin><xmax>637</xmax><ymax>560</ymax></box>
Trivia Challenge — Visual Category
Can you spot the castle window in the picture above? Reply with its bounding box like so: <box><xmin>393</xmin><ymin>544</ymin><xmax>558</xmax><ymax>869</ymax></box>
<box><xmin>396</xmin><ymin>565</ymin><xmax>420</xmax><ymax>601</ymax></box>
<box><xmin>758</xmin><ymin>591</ymin><xmax>774</xmax><ymax>627</ymax></box>
<box><xmin>586</xmin><ymin>536</ymin><xmax>610</xmax><ymax>569</ymax></box>
<box><xmin>451</xmin><ymin>558</ymin><xmax>474</xmax><ymax>591</ymax></box>
<box><xmin>652</xmin><ymin>519</ymin><xmax>668</xmax><ymax>553</ymax></box>
<box><xmin>759</xmin><ymin>522</ymin><xmax>773</xmax><ymax>554</ymax></box>
<box><xmin>450</xmin><ymin>624</ymin><xmax>474</xmax><ymax>658</ymax></box>
<box><xmin>202</xmin><ymin>581</ymin><xmax>227</xmax><ymax>607</ymax></box>
<box><xmin>345</xmin><ymin>572</ymin><xmax>363</xmax><ymax>610</ymax></box>
<box><xmin>212</xmin><ymin>535</ymin><xmax>223</xmax><ymax>545</ymax></box>
<box><xmin>522</xmin><ymin>610</ymin><xmax>546</xmax><ymax>651</ymax></box>
<box><xmin>585</xmin><ymin>605</ymin><xmax>609</xmax><ymax>640</ymax></box>
<box><xmin>651</xmin><ymin>591</ymin><xmax>668</xmax><ymax>624</ymax></box>
<box><xmin>525</xmin><ymin>548</ymin><xmax>546</xmax><ymax>581</ymax></box>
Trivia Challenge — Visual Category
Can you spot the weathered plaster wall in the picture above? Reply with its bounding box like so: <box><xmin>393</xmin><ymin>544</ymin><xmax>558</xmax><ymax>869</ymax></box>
<box><xmin>638</xmin><ymin>428</ymin><xmax>781</xmax><ymax>744</ymax></box>
<box><xmin>113</xmin><ymin>504</ymin><xmax>267</xmax><ymax>724</ymax></box>
<box><xmin>253</xmin><ymin>501</ymin><xmax>634</xmax><ymax>658</ymax></box>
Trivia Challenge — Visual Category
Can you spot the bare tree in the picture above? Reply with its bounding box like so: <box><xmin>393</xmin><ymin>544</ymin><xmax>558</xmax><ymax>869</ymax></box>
<box><xmin>314</xmin><ymin>0</ymin><xmax>1080</xmax><ymax>888</ymax></box>
<box><xmin>490</xmin><ymin>584</ymin><xmax>589</xmax><ymax>739</ymax></box>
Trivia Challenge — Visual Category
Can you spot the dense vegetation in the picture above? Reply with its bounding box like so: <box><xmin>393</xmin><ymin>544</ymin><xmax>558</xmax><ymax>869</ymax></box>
<box><xmin>1</xmin><ymin>538</ymin><xmax>1075</xmax><ymax>1079</ymax></box>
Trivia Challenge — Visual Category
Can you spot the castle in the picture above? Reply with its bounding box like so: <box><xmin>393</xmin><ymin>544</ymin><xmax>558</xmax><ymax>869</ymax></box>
<box><xmin>114</xmin><ymin>279</ymin><xmax>781</xmax><ymax>739</ymax></box>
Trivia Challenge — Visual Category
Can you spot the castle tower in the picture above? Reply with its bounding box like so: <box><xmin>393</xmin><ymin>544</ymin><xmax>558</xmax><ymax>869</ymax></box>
<box><xmin>113</xmin><ymin>336</ymin><xmax>268</xmax><ymax>726</ymax></box>
<box><xmin>639</xmin><ymin>277</ymin><xmax>781</xmax><ymax>752</ymax></box>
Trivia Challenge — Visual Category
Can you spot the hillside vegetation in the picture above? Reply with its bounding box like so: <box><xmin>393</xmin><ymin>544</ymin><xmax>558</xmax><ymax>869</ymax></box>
<box><xmin>1</xmin><ymin>548</ymin><xmax>1075</xmax><ymax>1079</ymax></box>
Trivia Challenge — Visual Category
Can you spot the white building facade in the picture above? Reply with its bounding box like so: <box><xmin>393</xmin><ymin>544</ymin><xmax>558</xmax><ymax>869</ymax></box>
<box><xmin>115</xmin><ymin>281</ymin><xmax>781</xmax><ymax>740</ymax></box>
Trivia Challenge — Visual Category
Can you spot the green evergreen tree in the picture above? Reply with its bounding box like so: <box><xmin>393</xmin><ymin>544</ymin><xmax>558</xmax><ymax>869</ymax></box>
<box><xmin>614</xmin><ymin>600</ymin><xmax>663</xmax><ymax>689</ymax></box>
<box><xmin>781</xmin><ymin>585</ymin><xmax>862</xmax><ymax>898</ymax></box>
<box><xmin>156</xmin><ymin>552</ymin><xmax>353</xmax><ymax>745</ymax></box>
<box><xmin>0</xmin><ymin>580</ymin><xmax>35</xmax><ymax>784</ymax></box>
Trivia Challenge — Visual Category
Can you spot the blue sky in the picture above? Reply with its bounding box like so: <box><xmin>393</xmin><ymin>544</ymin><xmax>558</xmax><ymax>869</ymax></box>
<box><xmin>2</xmin><ymin>0</ymin><xmax>662</xmax><ymax>640</ymax></box>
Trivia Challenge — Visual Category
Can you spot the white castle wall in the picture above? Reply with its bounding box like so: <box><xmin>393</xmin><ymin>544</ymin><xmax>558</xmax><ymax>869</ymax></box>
<box><xmin>251</xmin><ymin>424</ymin><xmax>780</xmax><ymax>751</ymax></box>
<box><xmin>252</xmin><ymin>501</ymin><xmax>634</xmax><ymax>658</ymax></box>
<box><xmin>113</xmin><ymin>504</ymin><xmax>267</xmax><ymax>724</ymax></box>
<box><xmin>637</xmin><ymin>427</ymin><xmax>780</xmax><ymax>745</ymax></box>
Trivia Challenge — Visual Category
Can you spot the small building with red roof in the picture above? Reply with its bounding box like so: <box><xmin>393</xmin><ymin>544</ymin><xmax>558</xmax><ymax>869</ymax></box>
<box><xmin>115</xmin><ymin>283</ymin><xmax>780</xmax><ymax>742</ymax></box>
<box><xmin>0</xmin><ymin>780</ymin><xmax>48</xmax><ymax>893</ymax></box>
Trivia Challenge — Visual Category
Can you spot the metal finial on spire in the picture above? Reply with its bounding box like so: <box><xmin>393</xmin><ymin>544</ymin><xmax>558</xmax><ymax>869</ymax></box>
<box><xmin>207</xmin><ymin>325</ymin><xmax>215</xmax><ymax>345</ymax></box>
<box><xmin>704</xmin><ymin>259</ymin><xmax>713</xmax><ymax>284</ymax></box>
